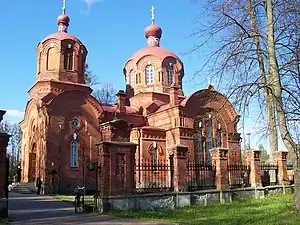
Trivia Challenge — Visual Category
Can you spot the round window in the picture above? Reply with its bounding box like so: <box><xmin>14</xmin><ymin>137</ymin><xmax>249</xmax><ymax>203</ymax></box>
<box><xmin>72</xmin><ymin>119</ymin><xmax>79</xmax><ymax>128</ymax></box>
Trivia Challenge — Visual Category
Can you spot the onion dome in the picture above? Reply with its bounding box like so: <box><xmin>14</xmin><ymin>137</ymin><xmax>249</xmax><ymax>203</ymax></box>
<box><xmin>57</xmin><ymin>14</ymin><xmax>70</xmax><ymax>28</ymax></box>
<box><xmin>145</xmin><ymin>23</ymin><xmax>162</xmax><ymax>39</ymax></box>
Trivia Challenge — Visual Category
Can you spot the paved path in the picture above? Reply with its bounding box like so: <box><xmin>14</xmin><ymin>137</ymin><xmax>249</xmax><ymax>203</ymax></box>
<box><xmin>8</xmin><ymin>192</ymin><xmax>172</xmax><ymax>225</ymax></box>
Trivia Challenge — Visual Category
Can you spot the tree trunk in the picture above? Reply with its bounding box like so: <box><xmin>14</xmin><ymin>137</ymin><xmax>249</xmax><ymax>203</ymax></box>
<box><xmin>248</xmin><ymin>0</ymin><xmax>278</xmax><ymax>158</ymax></box>
<box><xmin>266</xmin><ymin>0</ymin><xmax>299</xmax><ymax>212</ymax></box>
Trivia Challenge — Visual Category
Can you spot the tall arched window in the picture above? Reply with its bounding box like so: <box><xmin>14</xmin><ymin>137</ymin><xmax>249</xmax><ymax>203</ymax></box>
<box><xmin>205</xmin><ymin>114</ymin><xmax>213</xmax><ymax>163</ymax></box>
<box><xmin>194</xmin><ymin>120</ymin><xmax>203</xmax><ymax>163</ymax></box>
<box><xmin>151</xmin><ymin>142</ymin><xmax>158</xmax><ymax>170</ymax></box>
<box><xmin>46</xmin><ymin>47</ymin><xmax>56</xmax><ymax>71</ymax></box>
<box><xmin>216</xmin><ymin>122</ymin><xmax>222</xmax><ymax>147</ymax></box>
<box><xmin>70</xmin><ymin>140</ymin><xmax>78</xmax><ymax>167</ymax></box>
<box><xmin>167</xmin><ymin>63</ymin><xmax>173</xmax><ymax>84</ymax></box>
<box><xmin>130</xmin><ymin>70</ymin><xmax>135</xmax><ymax>86</ymax></box>
<box><xmin>145</xmin><ymin>65</ymin><xmax>154</xmax><ymax>84</ymax></box>
<box><xmin>64</xmin><ymin>44</ymin><xmax>73</xmax><ymax>70</ymax></box>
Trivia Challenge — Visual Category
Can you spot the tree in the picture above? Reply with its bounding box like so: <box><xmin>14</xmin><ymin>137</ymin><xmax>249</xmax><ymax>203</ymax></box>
<box><xmin>84</xmin><ymin>63</ymin><xmax>99</xmax><ymax>87</ymax></box>
<box><xmin>190</xmin><ymin>0</ymin><xmax>300</xmax><ymax>211</ymax></box>
<box><xmin>92</xmin><ymin>84</ymin><xmax>117</xmax><ymax>105</ymax></box>
<box><xmin>0</xmin><ymin>121</ymin><xmax>22</xmax><ymax>183</ymax></box>
<box><xmin>258</xmin><ymin>144</ymin><xmax>269</xmax><ymax>163</ymax></box>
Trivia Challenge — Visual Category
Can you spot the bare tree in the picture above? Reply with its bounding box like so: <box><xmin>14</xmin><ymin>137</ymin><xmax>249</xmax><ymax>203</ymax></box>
<box><xmin>0</xmin><ymin>121</ymin><xmax>22</xmax><ymax>183</ymax></box>
<box><xmin>190</xmin><ymin>0</ymin><xmax>300</xmax><ymax>210</ymax></box>
<box><xmin>92</xmin><ymin>84</ymin><xmax>117</xmax><ymax>105</ymax></box>
<box><xmin>84</xmin><ymin>63</ymin><xmax>100</xmax><ymax>87</ymax></box>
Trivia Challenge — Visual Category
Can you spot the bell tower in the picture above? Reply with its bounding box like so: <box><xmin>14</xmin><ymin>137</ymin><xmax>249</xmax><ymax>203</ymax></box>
<box><xmin>35</xmin><ymin>1</ymin><xmax>87</xmax><ymax>85</ymax></box>
<box><xmin>29</xmin><ymin>0</ymin><xmax>90</xmax><ymax>100</ymax></box>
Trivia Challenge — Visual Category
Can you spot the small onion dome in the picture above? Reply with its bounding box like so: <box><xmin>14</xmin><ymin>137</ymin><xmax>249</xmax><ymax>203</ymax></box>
<box><xmin>57</xmin><ymin>14</ymin><xmax>70</xmax><ymax>26</ymax></box>
<box><xmin>144</xmin><ymin>23</ymin><xmax>162</xmax><ymax>39</ymax></box>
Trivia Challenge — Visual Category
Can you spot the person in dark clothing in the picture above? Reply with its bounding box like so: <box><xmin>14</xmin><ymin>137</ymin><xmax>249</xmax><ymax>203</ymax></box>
<box><xmin>17</xmin><ymin>166</ymin><xmax>22</xmax><ymax>183</ymax></box>
<box><xmin>36</xmin><ymin>177</ymin><xmax>42</xmax><ymax>195</ymax></box>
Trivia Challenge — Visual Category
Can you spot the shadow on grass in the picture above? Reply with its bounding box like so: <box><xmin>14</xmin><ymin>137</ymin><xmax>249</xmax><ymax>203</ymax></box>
<box><xmin>109</xmin><ymin>194</ymin><xmax>300</xmax><ymax>225</ymax></box>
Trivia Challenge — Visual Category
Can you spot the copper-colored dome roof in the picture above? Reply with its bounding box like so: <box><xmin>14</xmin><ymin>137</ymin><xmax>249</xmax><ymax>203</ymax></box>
<box><xmin>128</xmin><ymin>46</ymin><xmax>180</xmax><ymax>63</ymax></box>
<box><xmin>57</xmin><ymin>14</ymin><xmax>70</xmax><ymax>26</ymax></box>
<box><xmin>41</xmin><ymin>32</ymin><xmax>82</xmax><ymax>44</ymax></box>
<box><xmin>145</xmin><ymin>23</ymin><xmax>162</xmax><ymax>39</ymax></box>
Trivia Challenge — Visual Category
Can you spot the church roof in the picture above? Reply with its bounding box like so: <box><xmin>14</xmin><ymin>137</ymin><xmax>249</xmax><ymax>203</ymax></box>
<box><xmin>41</xmin><ymin>32</ymin><xmax>82</xmax><ymax>44</ymax></box>
<box><xmin>128</xmin><ymin>46</ymin><xmax>180</xmax><ymax>63</ymax></box>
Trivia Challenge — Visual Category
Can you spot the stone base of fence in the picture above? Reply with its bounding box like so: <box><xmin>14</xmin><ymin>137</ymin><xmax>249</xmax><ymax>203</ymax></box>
<box><xmin>95</xmin><ymin>185</ymin><xmax>294</xmax><ymax>212</ymax></box>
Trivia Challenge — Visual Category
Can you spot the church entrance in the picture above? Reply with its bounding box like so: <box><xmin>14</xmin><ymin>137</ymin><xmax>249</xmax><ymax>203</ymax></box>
<box><xmin>28</xmin><ymin>144</ymin><xmax>37</xmax><ymax>182</ymax></box>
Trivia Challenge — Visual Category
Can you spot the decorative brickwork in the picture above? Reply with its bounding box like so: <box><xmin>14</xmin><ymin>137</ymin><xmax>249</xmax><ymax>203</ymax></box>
<box><xmin>246</xmin><ymin>150</ymin><xmax>262</xmax><ymax>187</ymax></box>
<box><xmin>210</xmin><ymin>148</ymin><xmax>229</xmax><ymax>190</ymax></box>
<box><xmin>274</xmin><ymin>151</ymin><xmax>289</xmax><ymax>185</ymax></box>
<box><xmin>168</xmin><ymin>145</ymin><xmax>188</xmax><ymax>191</ymax></box>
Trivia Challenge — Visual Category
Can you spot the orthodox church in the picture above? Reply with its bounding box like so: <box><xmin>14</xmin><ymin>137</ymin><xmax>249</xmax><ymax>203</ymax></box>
<box><xmin>20</xmin><ymin>4</ymin><xmax>242</xmax><ymax>193</ymax></box>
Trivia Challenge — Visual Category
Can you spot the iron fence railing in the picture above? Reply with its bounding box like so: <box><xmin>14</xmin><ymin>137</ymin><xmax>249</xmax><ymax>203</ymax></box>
<box><xmin>260</xmin><ymin>163</ymin><xmax>278</xmax><ymax>186</ymax></box>
<box><xmin>228</xmin><ymin>164</ymin><xmax>251</xmax><ymax>188</ymax></box>
<box><xmin>186</xmin><ymin>163</ymin><xmax>216</xmax><ymax>191</ymax></box>
<box><xmin>135</xmin><ymin>159</ymin><xmax>174</xmax><ymax>194</ymax></box>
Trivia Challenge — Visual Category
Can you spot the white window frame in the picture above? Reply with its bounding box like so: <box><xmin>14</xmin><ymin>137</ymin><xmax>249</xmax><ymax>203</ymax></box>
<box><xmin>145</xmin><ymin>65</ymin><xmax>154</xmax><ymax>84</ymax></box>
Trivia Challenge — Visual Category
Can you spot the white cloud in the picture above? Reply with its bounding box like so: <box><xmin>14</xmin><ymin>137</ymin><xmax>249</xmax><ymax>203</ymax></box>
<box><xmin>80</xmin><ymin>0</ymin><xmax>104</xmax><ymax>14</ymax></box>
<box><xmin>2</xmin><ymin>109</ymin><xmax>24</xmax><ymax>118</ymax></box>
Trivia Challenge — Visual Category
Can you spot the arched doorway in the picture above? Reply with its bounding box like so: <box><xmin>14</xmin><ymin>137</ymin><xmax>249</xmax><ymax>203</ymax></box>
<box><xmin>28</xmin><ymin>143</ymin><xmax>37</xmax><ymax>182</ymax></box>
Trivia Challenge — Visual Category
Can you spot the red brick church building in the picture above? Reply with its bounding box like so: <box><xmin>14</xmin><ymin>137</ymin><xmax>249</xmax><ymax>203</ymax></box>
<box><xmin>20</xmin><ymin>6</ymin><xmax>242</xmax><ymax>193</ymax></box>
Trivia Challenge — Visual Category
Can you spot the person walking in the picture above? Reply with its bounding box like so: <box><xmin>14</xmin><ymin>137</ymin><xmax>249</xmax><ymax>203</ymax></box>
<box><xmin>35</xmin><ymin>177</ymin><xmax>42</xmax><ymax>195</ymax></box>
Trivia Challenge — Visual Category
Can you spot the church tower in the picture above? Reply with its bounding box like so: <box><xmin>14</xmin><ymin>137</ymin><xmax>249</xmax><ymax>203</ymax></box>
<box><xmin>124</xmin><ymin>6</ymin><xmax>184</xmax><ymax>99</ymax></box>
<box><xmin>30</xmin><ymin>1</ymin><xmax>90</xmax><ymax>101</ymax></box>
<box><xmin>20</xmin><ymin>1</ymin><xmax>102</xmax><ymax>192</ymax></box>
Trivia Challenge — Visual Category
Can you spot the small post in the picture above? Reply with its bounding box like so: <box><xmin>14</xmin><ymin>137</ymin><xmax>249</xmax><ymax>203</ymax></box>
<box><xmin>168</xmin><ymin>145</ymin><xmax>188</xmax><ymax>192</ymax></box>
<box><xmin>210</xmin><ymin>147</ymin><xmax>229</xmax><ymax>190</ymax></box>
<box><xmin>246</xmin><ymin>150</ymin><xmax>262</xmax><ymax>187</ymax></box>
<box><xmin>274</xmin><ymin>151</ymin><xmax>289</xmax><ymax>185</ymax></box>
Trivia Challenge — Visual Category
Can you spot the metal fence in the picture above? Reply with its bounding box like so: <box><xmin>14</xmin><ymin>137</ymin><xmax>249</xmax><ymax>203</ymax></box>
<box><xmin>260</xmin><ymin>163</ymin><xmax>278</xmax><ymax>186</ymax></box>
<box><xmin>135</xmin><ymin>159</ymin><xmax>174</xmax><ymax>194</ymax></box>
<box><xmin>186</xmin><ymin>163</ymin><xmax>216</xmax><ymax>191</ymax></box>
<box><xmin>228</xmin><ymin>164</ymin><xmax>251</xmax><ymax>188</ymax></box>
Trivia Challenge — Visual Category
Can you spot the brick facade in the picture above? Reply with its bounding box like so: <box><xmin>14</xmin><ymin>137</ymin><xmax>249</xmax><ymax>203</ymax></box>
<box><xmin>20</xmin><ymin>10</ymin><xmax>242</xmax><ymax>194</ymax></box>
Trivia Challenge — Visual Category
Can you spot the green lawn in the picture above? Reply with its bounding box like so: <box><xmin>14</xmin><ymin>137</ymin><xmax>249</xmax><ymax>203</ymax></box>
<box><xmin>0</xmin><ymin>217</ymin><xmax>9</xmax><ymax>225</ymax></box>
<box><xmin>109</xmin><ymin>194</ymin><xmax>300</xmax><ymax>225</ymax></box>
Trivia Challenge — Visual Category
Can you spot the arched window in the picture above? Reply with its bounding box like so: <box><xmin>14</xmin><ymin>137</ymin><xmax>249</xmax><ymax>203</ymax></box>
<box><xmin>151</xmin><ymin>142</ymin><xmax>158</xmax><ymax>170</ymax></box>
<box><xmin>70</xmin><ymin>140</ymin><xmax>78</xmax><ymax>167</ymax></box>
<box><xmin>167</xmin><ymin>63</ymin><xmax>173</xmax><ymax>84</ymax></box>
<box><xmin>194</xmin><ymin>120</ymin><xmax>203</xmax><ymax>163</ymax></box>
<box><xmin>46</xmin><ymin>47</ymin><xmax>56</xmax><ymax>70</ymax></box>
<box><xmin>216</xmin><ymin>122</ymin><xmax>222</xmax><ymax>147</ymax></box>
<box><xmin>145</xmin><ymin>65</ymin><xmax>154</xmax><ymax>84</ymax></box>
<box><xmin>130</xmin><ymin>70</ymin><xmax>135</xmax><ymax>86</ymax></box>
<box><xmin>64</xmin><ymin>44</ymin><xmax>73</xmax><ymax>70</ymax></box>
<box><xmin>205</xmin><ymin>114</ymin><xmax>213</xmax><ymax>163</ymax></box>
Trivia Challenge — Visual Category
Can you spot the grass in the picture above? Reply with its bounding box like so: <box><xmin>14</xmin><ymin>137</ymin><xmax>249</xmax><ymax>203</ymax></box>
<box><xmin>0</xmin><ymin>217</ymin><xmax>9</xmax><ymax>225</ymax></box>
<box><xmin>109</xmin><ymin>194</ymin><xmax>300</xmax><ymax>225</ymax></box>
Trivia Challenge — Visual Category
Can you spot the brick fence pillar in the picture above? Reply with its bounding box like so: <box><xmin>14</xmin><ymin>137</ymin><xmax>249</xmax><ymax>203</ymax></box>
<box><xmin>274</xmin><ymin>151</ymin><xmax>288</xmax><ymax>185</ymax></box>
<box><xmin>246</xmin><ymin>150</ymin><xmax>262</xmax><ymax>187</ymax></box>
<box><xmin>168</xmin><ymin>145</ymin><xmax>188</xmax><ymax>192</ymax></box>
<box><xmin>210</xmin><ymin>148</ymin><xmax>229</xmax><ymax>190</ymax></box>
<box><xmin>0</xmin><ymin>110</ymin><xmax>10</xmax><ymax>217</ymax></box>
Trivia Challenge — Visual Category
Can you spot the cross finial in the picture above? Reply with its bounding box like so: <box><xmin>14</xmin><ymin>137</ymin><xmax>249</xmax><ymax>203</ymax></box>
<box><xmin>62</xmin><ymin>0</ymin><xmax>66</xmax><ymax>14</ymax></box>
<box><xmin>207</xmin><ymin>76</ymin><xmax>211</xmax><ymax>85</ymax></box>
<box><xmin>151</xmin><ymin>6</ymin><xmax>155</xmax><ymax>23</ymax></box>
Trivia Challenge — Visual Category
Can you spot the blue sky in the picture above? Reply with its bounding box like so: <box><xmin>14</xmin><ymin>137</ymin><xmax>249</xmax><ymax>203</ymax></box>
<box><xmin>0</xmin><ymin>0</ymin><xmax>270</xmax><ymax>149</ymax></box>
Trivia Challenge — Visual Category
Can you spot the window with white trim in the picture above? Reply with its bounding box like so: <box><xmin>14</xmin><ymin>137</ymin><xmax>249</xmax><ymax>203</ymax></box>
<box><xmin>167</xmin><ymin>64</ymin><xmax>173</xmax><ymax>84</ymax></box>
<box><xmin>70</xmin><ymin>140</ymin><xmax>79</xmax><ymax>167</ymax></box>
<box><xmin>145</xmin><ymin>65</ymin><xmax>154</xmax><ymax>84</ymax></box>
